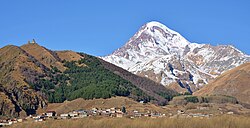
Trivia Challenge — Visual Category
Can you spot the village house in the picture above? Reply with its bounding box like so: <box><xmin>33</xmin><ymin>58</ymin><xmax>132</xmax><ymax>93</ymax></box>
<box><xmin>45</xmin><ymin>111</ymin><xmax>56</xmax><ymax>117</ymax></box>
<box><xmin>227</xmin><ymin>111</ymin><xmax>234</xmax><ymax>115</ymax></box>
<box><xmin>34</xmin><ymin>115</ymin><xmax>45</xmax><ymax>122</ymax></box>
<box><xmin>134</xmin><ymin>112</ymin><xmax>143</xmax><ymax>117</ymax></box>
<box><xmin>91</xmin><ymin>108</ymin><xmax>99</xmax><ymax>115</ymax></box>
<box><xmin>17</xmin><ymin>119</ymin><xmax>23</xmax><ymax>123</ymax></box>
<box><xmin>73</xmin><ymin>109</ymin><xmax>88</xmax><ymax>118</ymax></box>
<box><xmin>79</xmin><ymin>113</ymin><xmax>88</xmax><ymax>118</ymax></box>
<box><xmin>12</xmin><ymin>119</ymin><xmax>18</xmax><ymax>124</ymax></box>
<box><xmin>69</xmin><ymin>112</ymin><xmax>78</xmax><ymax>117</ymax></box>
<box><xmin>116</xmin><ymin>112</ymin><xmax>123</xmax><ymax>117</ymax></box>
<box><xmin>190</xmin><ymin>113</ymin><xmax>209</xmax><ymax>118</ymax></box>
<box><xmin>0</xmin><ymin>120</ymin><xmax>11</xmax><ymax>127</ymax></box>
<box><xmin>60</xmin><ymin>113</ymin><xmax>69</xmax><ymax>119</ymax></box>
<box><xmin>197</xmin><ymin>106</ymin><xmax>209</xmax><ymax>110</ymax></box>
<box><xmin>101</xmin><ymin>110</ymin><xmax>110</xmax><ymax>117</ymax></box>
<box><xmin>106</xmin><ymin>108</ymin><xmax>111</xmax><ymax>113</ymax></box>
<box><xmin>92</xmin><ymin>108</ymin><xmax>98</xmax><ymax>112</ymax></box>
<box><xmin>110</xmin><ymin>107</ymin><xmax>116</xmax><ymax>114</ymax></box>
<box><xmin>149</xmin><ymin>112</ymin><xmax>160</xmax><ymax>118</ymax></box>
<box><xmin>177</xmin><ymin>110</ymin><xmax>185</xmax><ymax>114</ymax></box>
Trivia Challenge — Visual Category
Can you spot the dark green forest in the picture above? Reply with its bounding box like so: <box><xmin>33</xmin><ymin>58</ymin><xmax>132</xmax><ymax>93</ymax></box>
<box><xmin>31</xmin><ymin>54</ymin><xmax>151</xmax><ymax>103</ymax></box>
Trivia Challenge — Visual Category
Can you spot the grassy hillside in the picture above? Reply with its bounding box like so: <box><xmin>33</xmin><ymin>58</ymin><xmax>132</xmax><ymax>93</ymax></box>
<box><xmin>0</xmin><ymin>45</ymin><xmax>48</xmax><ymax>118</ymax></box>
<box><xmin>194</xmin><ymin>63</ymin><xmax>250</xmax><ymax>106</ymax></box>
<box><xmin>21</xmin><ymin>43</ymin><xmax>65</xmax><ymax>71</ymax></box>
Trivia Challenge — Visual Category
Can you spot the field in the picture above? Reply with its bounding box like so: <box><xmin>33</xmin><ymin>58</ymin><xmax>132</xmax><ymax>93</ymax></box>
<box><xmin>10</xmin><ymin>96</ymin><xmax>250</xmax><ymax>128</ymax></box>
<box><xmin>10</xmin><ymin>115</ymin><xmax>250</xmax><ymax>128</ymax></box>
<box><xmin>37</xmin><ymin>97</ymin><xmax>166</xmax><ymax>115</ymax></box>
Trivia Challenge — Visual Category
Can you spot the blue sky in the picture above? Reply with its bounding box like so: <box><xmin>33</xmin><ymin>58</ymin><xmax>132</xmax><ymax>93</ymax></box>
<box><xmin>0</xmin><ymin>0</ymin><xmax>249</xmax><ymax>56</ymax></box>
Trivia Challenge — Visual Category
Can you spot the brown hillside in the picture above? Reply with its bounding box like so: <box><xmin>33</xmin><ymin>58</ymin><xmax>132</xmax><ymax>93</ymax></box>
<box><xmin>0</xmin><ymin>91</ymin><xmax>15</xmax><ymax>117</ymax></box>
<box><xmin>56</xmin><ymin>50</ymin><xmax>83</xmax><ymax>62</ymax></box>
<box><xmin>168</xmin><ymin>82</ymin><xmax>188</xmax><ymax>93</ymax></box>
<box><xmin>0</xmin><ymin>43</ymin><xmax>84</xmax><ymax>118</ymax></box>
<box><xmin>194</xmin><ymin>63</ymin><xmax>250</xmax><ymax>105</ymax></box>
<box><xmin>0</xmin><ymin>45</ymin><xmax>47</xmax><ymax>118</ymax></box>
<box><xmin>21</xmin><ymin>42</ymin><xmax>65</xmax><ymax>71</ymax></box>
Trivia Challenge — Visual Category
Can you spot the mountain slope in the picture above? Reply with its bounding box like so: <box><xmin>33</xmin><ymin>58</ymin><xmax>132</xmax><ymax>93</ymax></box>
<box><xmin>103</xmin><ymin>21</ymin><xmax>250</xmax><ymax>93</ymax></box>
<box><xmin>21</xmin><ymin>41</ymin><xmax>65</xmax><ymax>71</ymax></box>
<box><xmin>194</xmin><ymin>63</ymin><xmax>250</xmax><ymax>105</ymax></box>
<box><xmin>0</xmin><ymin>42</ymin><xmax>177</xmax><ymax>118</ymax></box>
<box><xmin>0</xmin><ymin>45</ymin><xmax>48</xmax><ymax>117</ymax></box>
<box><xmin>56</xmin><ymin>50</ymin><xmax>83</xmax><ymax>62</ymax></box>
<box><xmin>50</xmin><ymin>53</ymin><xmax>177</xmax><ymax>105</ymax></box>
<box><xmin>99</xmin><ymin>58</ymin><xmax>177</xmax><ymax>105</ymax></box>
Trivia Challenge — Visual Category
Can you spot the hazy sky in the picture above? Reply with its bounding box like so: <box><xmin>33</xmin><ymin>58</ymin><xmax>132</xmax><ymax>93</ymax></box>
<box><xmin>0</xmin><ymin>0</ymin><xmax>249</xmax><ymax>56</ymax></box>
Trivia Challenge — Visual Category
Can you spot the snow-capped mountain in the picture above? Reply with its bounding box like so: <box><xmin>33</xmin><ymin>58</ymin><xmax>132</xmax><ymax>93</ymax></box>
<box><xmin>103</xmin><ymin>21</ymin><xmax>250</xmax><ymax>93</ymax></box>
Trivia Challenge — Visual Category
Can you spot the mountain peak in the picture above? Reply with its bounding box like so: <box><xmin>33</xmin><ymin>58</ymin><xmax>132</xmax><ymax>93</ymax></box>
<box><xmin>103</xmin><ymin>21</ymin><xmax>250</xmax><ymax>93</ymax></box>
<box><xmin>139</xmin><ymin>21</ymin><xmax>190</xmax><ymax>49</ymax></box>
<box><xmin>144</xmin><ymin>21</ymin><xmax>175</xmax><ymax>33</ymax></box>
<box><xmin>143</xmin><ymin>21</ymin><xmax>184</xmax><ymax>38</ymax></box>
<box><xmin>145</xmin><ymin>21</ymin><xmax>167</xmax><ymax>28</ymax></box>
<box><xmin>111</xmin><ymin>21</ymin><xmax>190</xmax><ymax>58</ymax></box>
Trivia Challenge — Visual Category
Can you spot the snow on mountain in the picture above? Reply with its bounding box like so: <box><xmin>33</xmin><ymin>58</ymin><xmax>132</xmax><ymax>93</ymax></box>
<box><xmin>103</xmin><ymin>21</ymin><xmax>250</xmax><ymax>93</ymax></box>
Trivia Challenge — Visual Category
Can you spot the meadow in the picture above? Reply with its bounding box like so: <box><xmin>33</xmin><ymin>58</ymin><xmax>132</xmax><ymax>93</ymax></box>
<box><xmin>10</xmin><ymin>115</ymin><xmax>250</xmax><ymax>128</ymax></box>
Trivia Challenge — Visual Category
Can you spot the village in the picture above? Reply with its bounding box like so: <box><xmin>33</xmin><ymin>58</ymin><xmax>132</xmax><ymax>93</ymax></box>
<box><xmin>0</xmin><ymin>105</ymin><xmax>236</xmax><ymax>127</ymax></box>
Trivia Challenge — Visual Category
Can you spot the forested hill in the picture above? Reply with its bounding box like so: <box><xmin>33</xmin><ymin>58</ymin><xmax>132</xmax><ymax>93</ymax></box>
<box><xmin>99</xmin><ymin>58</ymin><xmax>178</xmax><ymax>105</ymax></box>
<box><xmin>0</xmin><ymin>42</ymin><xmax>177</xmax><ymax>118</ymax></box>
<box><xmin>42</xmin><ymin>53</ymin><xmax>153</xmax><ymax>104</ymax></box>
<box><xmin>44</xmin><ymin>53</ymin><xmax>177</xmax><ymax>105</ymax></box>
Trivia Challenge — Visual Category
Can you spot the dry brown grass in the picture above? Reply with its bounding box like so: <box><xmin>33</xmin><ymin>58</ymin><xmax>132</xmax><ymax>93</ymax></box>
<box><xmin>10</xmin><ymin>115</ymin><xmax>250</xmax><ymax>128</ymax></box>
<box><xmin>38</xmin><ymin>97</ymin><xmax>165</xmax><ymax>115</ymax></box>
<box><xmin>21</xmin><ymin>43</ymin><xmax>66</xmax><ymax>71</ymax></box>
<box><xmin>37</xmin><ymin>97</ymin><xmax>250</xmax><ymax>117</ymax></box>
<box><xmin>194</xmin><ymin>63</ymin><xmax>250</xmax><ymax>105</ymax></box>
<box><xmin>56</xmin><ymin>51</ymin><xmax>83</xmax><ymax>62</ymax></box>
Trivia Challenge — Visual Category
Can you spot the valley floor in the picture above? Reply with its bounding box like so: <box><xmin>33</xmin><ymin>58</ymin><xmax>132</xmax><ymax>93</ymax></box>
<box><xmin>3</xmin><ymin>96</ymin><xmax>250</xmax><ymax>127</ymax></box>
<box><xmin>9</xmin><ymin>115</ymin><xmax>250</xmax><ymax>128</ymax></box>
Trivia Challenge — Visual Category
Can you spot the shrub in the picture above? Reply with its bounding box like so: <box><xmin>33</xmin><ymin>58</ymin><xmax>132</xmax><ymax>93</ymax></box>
<box><xmin>184</xmin><ymin>96</ymin><xmax>199</xmax><ymax>103</ymax></box>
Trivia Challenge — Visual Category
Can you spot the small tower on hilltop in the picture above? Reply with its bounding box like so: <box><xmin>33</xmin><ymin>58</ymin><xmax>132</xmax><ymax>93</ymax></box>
<box><xmin>27</xmin><ymin>39</ymin><xmax>37</xmax><ymax>44</ymax></box>
<box><xmin>31</xmin><ymin>39</ymin><xmax>37</xmax><ymax>44</ymax></box>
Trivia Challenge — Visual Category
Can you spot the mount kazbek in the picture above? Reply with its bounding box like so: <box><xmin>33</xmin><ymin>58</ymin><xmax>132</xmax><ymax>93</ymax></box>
<box><xmin>103</xmin><ymin>21</ymin><xmax>250</xmax><ymax>93</ymax></box>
